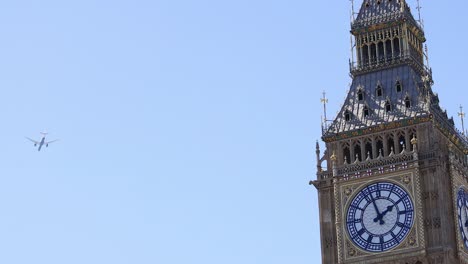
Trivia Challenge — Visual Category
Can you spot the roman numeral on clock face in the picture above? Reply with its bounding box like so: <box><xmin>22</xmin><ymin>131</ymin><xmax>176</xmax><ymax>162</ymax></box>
<box><xmin>396</xmin><ymin>222</ymin><xmax>411</xmax><ymax>229</ymax></box>
<box><xmin>399</xmin><ymin>210</ymin><xmax>412</xmax><ymax>215</ymax></box>
<box><xmin>347</xmin><ymin>219</ymin><xmax>362</xmax><ymax>224</ymax></box>
<box><xmin>375</xmin><ymin>184</ymin><xmax>381</xmax><ymax>198</ymax></box>
<box><xmin>358</xmin><ymin>229</ymin><xmax>366</xmax><ymax>236</ymax></box>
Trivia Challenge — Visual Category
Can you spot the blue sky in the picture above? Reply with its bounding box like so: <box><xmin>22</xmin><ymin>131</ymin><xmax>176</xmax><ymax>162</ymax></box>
<box><xmin>0</xmin><ymin>1</ymin><xmax>466</xmax><ymax>263</ymax></box>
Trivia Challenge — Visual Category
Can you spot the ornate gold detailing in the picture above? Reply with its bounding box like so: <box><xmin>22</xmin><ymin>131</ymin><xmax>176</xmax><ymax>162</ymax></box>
<box><xmin>330</xmin><ymin>152</ymin><xmax>337</xmax><ymax>162</ymax></box>
<box><xmin>402</xmin><ymin>175</ymin><xmax>412</xmax><ymax>184</ymax></box>
<box><xmin>344</xmin><ymin>187</ymin><xmax>353</xmax><ymax>196</ymax></box>
<box><xmin>345</xmin><ymin>241</ymin><xmax>359</xmax><ymax>258</ymax></box>
<box><xmin>411</xmin><ymin>135</ymin><xmax>418</xmax><ymax>145</ymax></box>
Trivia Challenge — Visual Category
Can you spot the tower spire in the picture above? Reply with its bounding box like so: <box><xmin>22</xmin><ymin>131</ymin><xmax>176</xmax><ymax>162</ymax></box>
<box><xmin>416</xmin><ymin>0</ymin><xmax>424</xmax><ymax>28</ymax></box>
<box><xmin>321</xmin><ymin>91</ymin><xmax>329</xmax><ymax>134</ymax></box>
<box><xmin>459</xmin><ymin>105</ymin><xmax>466</xmax><ymax>136</ymax></box>
<box><xmin>349</xmin><ymin>0</ymin><xmax>356</xmax><ymax>22</ymax></box>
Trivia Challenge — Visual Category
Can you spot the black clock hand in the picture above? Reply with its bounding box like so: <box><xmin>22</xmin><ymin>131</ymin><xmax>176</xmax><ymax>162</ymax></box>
<box><xmin>373</xmin><ymin>204</ymin><xmax>394</xmax><ymax>225</ymax></box>
<box><xmin>369</xmin><ymin>190</ymin><xmax>383</xmax><ymax>223</ymax></box>
<box><xmin>379</xmin><ymin>205</ymin><xmax>394</xmax><ymax>218</ymax></box>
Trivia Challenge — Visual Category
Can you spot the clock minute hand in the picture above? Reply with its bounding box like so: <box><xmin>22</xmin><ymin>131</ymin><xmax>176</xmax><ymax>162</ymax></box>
<box><xmin>371</xmin><ymin>197</ymin><xmax>382</xmax><ymax>223</ymax></box>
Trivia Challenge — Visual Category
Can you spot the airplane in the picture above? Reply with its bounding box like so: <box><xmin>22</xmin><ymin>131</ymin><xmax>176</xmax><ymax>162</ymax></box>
<box><xmin>26</xmin><ymin>132</ymin><xmax>59</xmax><ymax>151</ymax></box>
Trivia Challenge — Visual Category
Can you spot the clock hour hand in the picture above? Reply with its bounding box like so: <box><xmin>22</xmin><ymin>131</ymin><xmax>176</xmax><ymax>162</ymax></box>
<box><xmin>380</xmin><ymin>205</ymin><xmax>394</xmax><ymax>217</ymax></box>
<box><xmin>374</xmin><ymin>205</ymin><xmax>394</xmax><ymax>225</ymax></box>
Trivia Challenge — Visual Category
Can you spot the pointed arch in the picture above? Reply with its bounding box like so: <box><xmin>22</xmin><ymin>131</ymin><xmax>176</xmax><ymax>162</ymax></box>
<box><xmin>354</xmin><ymin>144</ymin><xmax>362</xmax><ymax>162</ymax></box>
<box><xmin>396</xmin><ymin>80</ymin><xmax>403</xmax><ymax>92</ymax></box>
<box><xmin>376</xmin><ymin>85</ymin><xmax>383</xmax><ymax>97</ymax></box>
<box><xmin>370</xmin><ymin>43</ymin><xmax>377</xmax><ymax>63</ymax></box>
<box><xmin>378</xmin><ymin>41</ymin><xmax>384</xmax><ymax>62</ymax></box>
<box><xmin>363</xmin><ymin>105</ymin><xmax>370</xmax><ymax>117</ymax></box>
<box><xmin>343</xmin><ymin>146</ymin><xmax>351</xmax><ymax>164</ymax></box>
<box><xmin>357</xmin><ymin>89</ymin><xmax>365</xmax><ymax>101</ymax></box>
<box><xmin>362</xmin><ymin>45</ymin><xmax>369</xmax><ymax>65</ymax></box>
<box><xmin>365</xmin><ymin>141</ymin><xmax>373</xmax><ymax>160</ymax></box>
<box><xmin>393</xmin><ymin>38</ymin><xmax>401</xmax><ymax>56</ymax></box>
<box><xmin>387</xmin><ymin>136</ymin><xmax>395</xmax><ymax>156</ymax></box>
<box><xmin>385</xmin><ymin>100</ymin><xmax>392</xmax><ymax>112</ymax></box>
<box><xmin>405</xmin><ymin>96</ymin><xmax>411</xmax><ymax>108</ymax></box>
<box><xmin>344</xmin><ymin>110</ymin><xmax>352</xmax><ymax>121</ymax></box>
<box><xmin>397</xmin><ymin>132</ymin><xmax>406</xmax><ymax>153</ymax></box>
<box><xmin>385</xmin><ymin>39</ymin><xmax>392</xmax><ymax>59</ymax></box>
<box><xmin>376</xmin><ymin>137</ymin><xmax>384</xmax><ymax>157</ymax></box>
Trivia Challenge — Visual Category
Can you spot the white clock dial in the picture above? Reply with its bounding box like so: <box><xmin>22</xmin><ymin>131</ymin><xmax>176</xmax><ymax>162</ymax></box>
<box><xmin>346</xmin><ymin>182</ymin><xmax>414</xmax><ymax>252</ymax></box>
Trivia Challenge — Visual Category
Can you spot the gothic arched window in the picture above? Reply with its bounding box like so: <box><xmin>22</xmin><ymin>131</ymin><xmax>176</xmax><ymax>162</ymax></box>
<box><xmin>365</xmin><ymin>141</ymin><xmax>373</xmax><ymax>159</ymax></box>
<box><xmin>405</xmin><ymin>96</ymin><xmax>411</xmax><ymax>108</ymax></box>
<box><xmin>378</xmin><ymin>41</ymin><xmax>384</xmax><ymax>61</ymax></box>
<box><xmin>376</xmin><ymin>85</ymin><xmax>383</xmax><ymax>97</ymax></box>
<box><xmin>393</xmin><ymin>38</ymin><xmax>401</xmax><ymax>56</ymax></box>
<box><xmin>344</xmin><ymin>110</ymin><xmax>351</xmax><ymax>121</ymax></box>
<box><xmin>385</xmin><ymin>39</ymin><xmax>392</xmax><ymax>59</ymax></box>
<box><xmin>357</xmin><ymin>89</ymin><xmax>364</xmax><ymax>101</ymax></box>
<box><xmin>396</xmin><ymin>81</ymin><xmax>402</xmax><ymax>92</ymax></box>
<box><xmin>387</xmin><ymin>137</ymin><xmax>395</xmax><ymax>155</ymax></box>
<box><xmin>362</xmin><ymin>45</ymin><xmax>369</xmax><ymax>65</ymax></box>
<box><xmin>376</xmin><ymin>139</ymin><xmax>384</xmax><ymax>157</ymax></box>
<box><xmin>385</xmin><ymin>101</ymin><xmax>392</xmax><ymax>112</ymax></box>
<box><xmin>370</xmin><ymin>43</ymin><xmax>377</xmax><ymax>63</ymax></box>
<box><xmin>354</xmin><ymin>144</ymin><xmax>362</xmax><ymax>162</ymax></box>
<box><xmin>363</xmin><ymin>106</ymin><xmax>370</xmax><ymax>117</ymax></box>
<box><xmin>343</xmin><ymin>147</ymin><xmax>351</xmax><ymax>164</ymax></box>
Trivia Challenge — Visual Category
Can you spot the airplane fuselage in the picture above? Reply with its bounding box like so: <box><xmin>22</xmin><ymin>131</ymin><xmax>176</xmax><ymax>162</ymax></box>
<box><xmin>27</xmin><ymin>133</ymin><xmax>57</xmax><ymax>151</ymax></box>
<box><xmin>38</xmin><ymin>137</ymin><xmax>46</xmax><ymax>151</ymax></box>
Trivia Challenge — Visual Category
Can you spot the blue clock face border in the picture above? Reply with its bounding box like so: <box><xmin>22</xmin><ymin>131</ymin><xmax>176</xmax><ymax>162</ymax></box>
<box><xmin>346</xmin><ymin>182</ymin><xmax>415</xmax><ymax>253</ymax></box>
<box><xmin>457</xmin><ymin>187</ymin><xmax>468</xmax><ymax>250</ymax></box>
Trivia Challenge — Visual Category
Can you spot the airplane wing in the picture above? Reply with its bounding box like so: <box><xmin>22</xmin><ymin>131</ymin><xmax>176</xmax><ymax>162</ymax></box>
<box><xmin>45</xmin><ymin>139</ymin><xmax>59</xmax><ymax>145</ymax></box>
<box><xmin>25</xmin><ymin>137</ymin><xmax>39</xmax><ymax>144</ymax></box>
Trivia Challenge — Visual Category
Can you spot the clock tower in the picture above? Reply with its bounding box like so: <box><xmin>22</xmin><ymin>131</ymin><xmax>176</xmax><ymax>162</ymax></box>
<box><xmin>311</xmin><ymin>1</ymin><xmax>468</xmax><ymax>263</ymax></box>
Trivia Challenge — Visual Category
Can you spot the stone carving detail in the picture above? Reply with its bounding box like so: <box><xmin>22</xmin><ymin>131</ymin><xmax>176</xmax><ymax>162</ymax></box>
<box><xmin>424</xmin><ymin>217</ymin><xmax>441</xmax><ymax>229</ymax></box>
<box><xmin>345</xmin><ymin>241</ymin><xmax>363</xmax><ymax>258</ymax></box>
<box><xmin>344</xmin><ymin>187</ymin><xmax>353</xmax><ymax>196</ymax></box>
<box><xmin>338</xmin><ymin>153</ymin><xmax>414</xmax><ymax>175</ymax></box>
<box><xmin>422</xmin><ymin>191</ymin><xmax>439</xmax><ymax>200</ymax></box>
<box><xmin>433</xmin><ymin>217</ymin><xmax>441</xmax><ymax>229</ymax></box>
<box><xmin>324</xmin><ymin>237</ymin><xmax>334</xmax><ymax>249</ymax></box>
<box><xmin>401</xmin><ymin>174</ymin><xmax>412</xmax><ymax>185</ymax></box>
<box><xmin>424</xmin><ymin>218</ymin><xmax>431</xmax><ymax>228</ymax></box>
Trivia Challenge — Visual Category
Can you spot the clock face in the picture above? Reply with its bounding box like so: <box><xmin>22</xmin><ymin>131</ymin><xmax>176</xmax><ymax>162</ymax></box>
<box><xmin>346</xmin><ymin>182</ymin><xmax>414</xmax><ymax>252</ymax></box>
<box><xmin>457</xmin><ymin>187</ymin><xmax>468</xmax><ymax>250</ymax></box>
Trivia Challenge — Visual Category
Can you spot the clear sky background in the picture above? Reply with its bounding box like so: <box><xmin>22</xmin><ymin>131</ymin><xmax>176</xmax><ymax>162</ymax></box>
<box><xmin>0</xmin><ymin>1</ymin><xmax>466</xmax><ymax>263</ymax></box>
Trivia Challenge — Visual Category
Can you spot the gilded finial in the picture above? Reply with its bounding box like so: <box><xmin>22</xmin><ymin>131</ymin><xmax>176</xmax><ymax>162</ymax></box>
<box><xmin>330</xmin><ymin>152</ymin><xmax>337</xmax><ymax>162</ymax></box>
<box><xmin>321</xmin><ymin>91</ymin><xmax>329</xmax><ymax>132</ymax></box>
<box><xmin>459</xmin><ymin>105</ymin><xmax>466</xmax><ymax>136</ymax></box>
<box><xmin>411</xmin><ymin>135</ymin><xmax>418</xmax><ymax>145</ymax></box>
